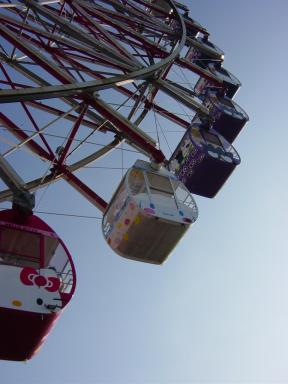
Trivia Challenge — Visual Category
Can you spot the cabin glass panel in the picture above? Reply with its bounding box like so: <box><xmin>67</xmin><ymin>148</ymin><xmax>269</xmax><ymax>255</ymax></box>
<box><xmin>44</xmin><ymin>237</ymin><xmax>74</xmax><ymax>294</ymax></box>
<box><xmin>171</xmin><ymin>180</ymin><xmax>195</xmax><ymax>208</ymax></box>
<box><xmin>201</xmin><ymin>130</ymin><xmax>223</xmax><ymax>148</ymax></box>
<box><xmin>128</xmin><ymin>169</ymin><xmax>147</xmax><ymax>195</ymax></box>
<box><xmin>103</xmin><ymin>181</ymin><xmax>129</xmax><ymax>238</ymax></box>
<box><xmin>146</xmin><ymin>172</ymin><xmax>174</xmax><ymax>198</ymax></box>
<box><xmin>0</xmin><ymin>227</ymin><xmax>40</xmax><ymax>268</ymax></box>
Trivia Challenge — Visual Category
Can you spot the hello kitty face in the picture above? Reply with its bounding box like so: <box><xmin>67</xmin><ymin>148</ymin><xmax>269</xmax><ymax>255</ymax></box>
<box><xmin>181</xmin><ymin>137</ymin><xmax>193</xmax><ymax>156</ymax></box>
<box><xmin>169</xmin><ymin>158</ymin><xmax>180</xmax><ymax>172</ymax></box>
<box><xmin>0</xmin><ymin>265</ymin><xmax>62</xmax><ymax>314</ymax></box>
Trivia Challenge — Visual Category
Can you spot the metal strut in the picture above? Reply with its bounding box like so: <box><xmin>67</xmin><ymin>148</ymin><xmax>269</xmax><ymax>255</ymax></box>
<box><xmin>0</xmin><ymin>155</ymin><xmax>35</xmax><ymax>214</ymax></box>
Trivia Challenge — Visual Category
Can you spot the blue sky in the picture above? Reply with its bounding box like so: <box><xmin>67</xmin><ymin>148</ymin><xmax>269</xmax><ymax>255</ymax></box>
<box><xmin>1</xmin><ymin>1</ymin><xmax>288</xmax><ymax>383</ymax></box>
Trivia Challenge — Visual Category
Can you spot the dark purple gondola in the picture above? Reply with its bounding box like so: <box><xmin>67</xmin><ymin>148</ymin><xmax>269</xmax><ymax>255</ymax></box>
<box><xmin>194</xmin><ymin>62</ymin><xmax>241</xmax><ymax>99</ymax></box>
<box><xmin>203</xmin><ymin>91</ymin><xmax>249</xmax><ymax>143</ymax></box>
<box><xmin>148</xmin><ymin>0</ymin><xmax>172</xmax><ymax>17</ymax></box>
<box><xmin>185</xmin><ymin>36</ymin><xmax>224</xmax><ymax>67</ymax></box>
<box><xmin>169</xmin><ymin>117</ymin><xmax>241</xmax><ymax>198</ymax></box>
<box><xmin>184</xmin><ymin>16</ymin><xmax>207</xmax><ymax>37</ymax></box>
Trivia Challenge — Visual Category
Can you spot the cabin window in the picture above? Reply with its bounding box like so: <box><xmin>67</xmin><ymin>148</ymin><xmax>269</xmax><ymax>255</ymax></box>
<box><xmin>201</xmin><ymin>130</ymin><xmax>223</xmax><ymax>148</ymax></box>
<box><xmin>45</xmin><ymin>237</ymin><xmax>73</xmax><ymax>294</ymax></box>
<box><xmin>128</xmin><ymin>169</ymin><xmax>147</xmax><ymax>195</ymax></box>
<box><xmin>0</xmin><ymin>227</ymin><xmax>40</xmax><ymax>268</ymax></box>
<box><xmin>44</xmin><ymin>236</ymin><xmax>60</xmax><ymax>267</ymax></box>
<box><xmin>220</xmin><ymin>97</ymin><xmax>234</xmax><ymax>110</ymax></box>
<box><xmin>172</xmin><ymin>181</ymin><xmax>195</xmax><ymax>208</ymax></box>
<box><xmin>203</xmin><ymin>40</ymin><xmax>215</xmax><ymax>49</ymax></box>
<box><xmin>215</xmin><ymin>66</ymin><xmax>228</xmax><ymax>76</ymax></box>
<box><xmin>146</xmin><ymin>172</ymin><xmax>174</xmax><ymax>198</ymax></box>
<box><xmin>194</xmin><ymin>59</ymin><xmax>207</xmax><ymax>69</ymax></box>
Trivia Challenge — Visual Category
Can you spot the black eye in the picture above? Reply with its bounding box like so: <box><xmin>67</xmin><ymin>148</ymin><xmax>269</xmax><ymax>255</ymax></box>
<box><xmin>37</xmin><ymin>298</ymin><xmax>43</xmax><ymax>305</ymax></box>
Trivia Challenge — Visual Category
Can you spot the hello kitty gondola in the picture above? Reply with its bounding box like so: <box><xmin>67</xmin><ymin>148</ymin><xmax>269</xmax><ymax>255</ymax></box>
<box><xmin>0</xmin><ymin>209</ymin><xmax>76</xmax><ymax>361</ymax></box>
<box><xmin>203</xmin><ymin>91</ymin><xmax>249</xmax><ymax>143</ymax></box>
<box><xmin>102</xmin><ymin>160</ymin><xmax>198</xmax><ymax>265</ymax></box>
<box><xmin>169</xmin><ymin>117</ymin><xmax>241</xmax><ymax>198</ymax></box>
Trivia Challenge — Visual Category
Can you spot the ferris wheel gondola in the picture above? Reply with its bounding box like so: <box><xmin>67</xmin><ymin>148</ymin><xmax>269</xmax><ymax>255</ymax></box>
<box><xmin>102</xmin><ymin>160</ymin><xmax>198</xmax><ymax>264</ymax></box>
<box><xmin>0</xmin><ymin>208</ymin><xmax>76</xmax><ymax>361</ymax></box>
<box><xmin>169</xmin><ymin>117</ymin><xmax>241</xmax><ymax>198</ymax></box>
<box><xmin>203</xmin><ymin>91</ymin><xmax>249</xmax><ymax>143</ymax></box>
<box><xmin>193</xmin><ymin>62</ymin><xmax>241</xmax><ymax>99</ymax></box>
<box><xmin>185</xmin><ymin>36</ymin><xmax>224</xmax><ymax>64</ymax></box>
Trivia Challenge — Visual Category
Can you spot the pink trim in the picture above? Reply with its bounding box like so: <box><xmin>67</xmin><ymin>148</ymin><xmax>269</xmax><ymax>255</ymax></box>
<box><xmin>0</xmin><ymin>220</ymin><xmax>58</xmax><ymax>238</ymax></box>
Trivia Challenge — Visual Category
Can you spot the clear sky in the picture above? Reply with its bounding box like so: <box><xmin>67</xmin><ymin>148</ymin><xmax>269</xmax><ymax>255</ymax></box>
<box><xmin>1</xmin><ymin>1</ymin><xmax>288</xmax><ymax>383</ymax></box>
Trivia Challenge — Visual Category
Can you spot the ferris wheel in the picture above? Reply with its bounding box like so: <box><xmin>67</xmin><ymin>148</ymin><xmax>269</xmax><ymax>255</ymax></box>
<box><xmin>0</xmin><ymin>0</ymin><xmax>248</xmax><ymax>361</ymax></box>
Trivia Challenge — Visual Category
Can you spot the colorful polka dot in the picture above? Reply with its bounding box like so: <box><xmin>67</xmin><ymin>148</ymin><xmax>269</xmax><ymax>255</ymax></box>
<box><xmin>134</xmin><ymin>215</ymin><xmax>141</xmax><ymax>224</ymax></box>
<box><xmin>12</xmin><ymin>300</ymin><xmax>22</xmax><ymax>307</ymax></box>
<box><xmin>144</xmin><ymin>208</ymin><xmax>155</xmax><ymax>215</ymax></box>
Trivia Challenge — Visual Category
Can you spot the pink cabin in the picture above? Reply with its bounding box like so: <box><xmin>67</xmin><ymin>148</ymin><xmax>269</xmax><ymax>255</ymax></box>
<box><xmin>0</xmin><ymin>209</ymin><xmax>76</xmax><ymax>361</ymax></box>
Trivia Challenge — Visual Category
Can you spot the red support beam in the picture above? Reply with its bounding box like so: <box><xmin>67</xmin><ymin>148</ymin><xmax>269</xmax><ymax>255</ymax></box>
<box><xmin>177</xmin><ymin>58</ymin><xmax>222</xmax><ymax>87</ymax></box>
<box><xmin>0</xmin><ymin>63</ymin><xmax>55</xmax><ymax>158</ymax></box>
<box><xmin>0</xmin><ymin>113</ymin><xmax>54</xmax><ymax>162</ymax></box>
<box><xmin>0</xmin><ymin>24</ymin><xmax>72</xmax><ymax>85</ymax></box>
<box><xmin>89</xmin><ymin>98</ymin><xmax>166</xmax><ymax>164</ymax></box>
<box><xmin>59</xmin><ymin>165</ymin><xmax>108</xmax><ymax>213</ymax></box>
<box><xmin>58</xmin><ymin>103</ymin><xmax>88</xmax><ymax>165</ymax></box>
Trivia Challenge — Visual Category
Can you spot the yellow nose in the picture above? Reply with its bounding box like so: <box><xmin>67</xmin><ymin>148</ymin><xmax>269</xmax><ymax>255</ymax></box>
<box><xmin>12</xmin><ymin>300</ymin><xmax>22</xmax><ymax>307</ymax></box>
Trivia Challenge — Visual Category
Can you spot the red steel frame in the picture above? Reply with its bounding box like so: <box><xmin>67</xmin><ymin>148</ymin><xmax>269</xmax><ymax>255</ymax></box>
<box><xmin>0</xmin><ymin>0</ymin><xmax>219</xmax><ymax>212</ymax></box>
